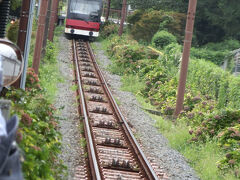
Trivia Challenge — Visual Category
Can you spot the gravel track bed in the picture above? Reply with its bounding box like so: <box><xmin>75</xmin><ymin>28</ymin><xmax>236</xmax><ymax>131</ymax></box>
<box><xmin>93</xmin><ymin>41</ymin><xmax>200</xmax><ymax>180</ymax></box>
<box><xmin>55</xmin><ymin>36</ymin><xmax>85</xmax><ymax>179</ymax></box>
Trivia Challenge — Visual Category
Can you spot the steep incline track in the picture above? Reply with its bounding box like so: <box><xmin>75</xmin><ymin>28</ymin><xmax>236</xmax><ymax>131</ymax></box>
<box><xmin>72</xmin><ymin>39</ymin><xmax>164</xmax><ymax>180</ymax></box>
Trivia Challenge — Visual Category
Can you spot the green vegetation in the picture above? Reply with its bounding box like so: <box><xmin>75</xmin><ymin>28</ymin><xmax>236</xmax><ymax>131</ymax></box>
<box><xmin>125</xmin><ymin>8</ymin><xmax>239</xmax><ymax>66</ymax></box>
<box><xmin>100</xmin><ymin>21</ymin><xmax>119</xmax><ymax>39</ymax></box>
<box><xmin>10</xmin><ymin>0</ymin><xmax>22</xmax><ymax>11</ymax></box>
<box><xmin>4</xmin><ymin>26</ymin><xmax>66</xmax><ymax>179</ymax></box>
<box><xmin>152</xmin><ymin>30</ymin><xmax>177</xmax><ymax>49</ymax></box>
<box><xmin>7</xmin><ymin>20</ymin><xmax>19</xmax><ymax>43</ymax></box>
<box><xmin>100</xmin><ymin>19</ymin><xmax>240</xmax><ymax>178</ymax></box>
<box><xmin>128</xmin><ymin>0</ymin><xmax>240</xmax><ymax>45</ymax></box>
<box><xmin>127</xmin><ymin>10</ymin><xmax>185</xmax><ymax>43</ymax></box>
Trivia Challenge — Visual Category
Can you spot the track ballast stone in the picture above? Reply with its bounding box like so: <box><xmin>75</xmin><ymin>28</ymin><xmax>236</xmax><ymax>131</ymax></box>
<box><xmin>56</xmin><ymin>35</ymin><xmax>87</xmax><ymax>179</ymax></box>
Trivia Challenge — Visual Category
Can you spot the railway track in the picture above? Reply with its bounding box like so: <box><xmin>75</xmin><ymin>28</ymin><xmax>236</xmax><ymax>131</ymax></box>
<box><xmin>72</xmin><ymin>39</ymin><xmax>165</xmax><ymax>180</ymax></box>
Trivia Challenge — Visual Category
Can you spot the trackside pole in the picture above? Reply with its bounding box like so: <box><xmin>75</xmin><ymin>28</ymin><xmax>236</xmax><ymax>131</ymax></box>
<box><xmin>32</xmin><ymin>0</ymin><xmax>48</xmax><ymax>74</ymax></box>
<box><xmin>20</xmin><ymin>0</ymin><xmax>35</xmax><ymax>89</ymax></box>
<box><xmin>48</xmin><ymin>0</ymin><xmax>59</xmax><ymax>41</ymax></box>
<box><xmin>174</xmin><ymin>0</ymin><xmax>197</xmax><ymax>116</ymax></box>
<box><xmin>12</xmin><ymin>0</ymin><xmax>31</xmax><ymax>88</ymax></box>
<box><xmin>41</xmin><ymin>0</ymin><xmax>52</xmax><ymax>58</ymax></box>
<box><xmin>105</xmin><ymin>0</ymin><xmax>111</xmax><ymax>21</ymax></box>
<box><xmin>118</xmin><ymin>0</ymin><xmax>127</xmax><ymax>36</ymax></box>
<box><xmin>17</xmin><ymin>0</ymin><xmax>31</xmax><ymax>56</ymax></box>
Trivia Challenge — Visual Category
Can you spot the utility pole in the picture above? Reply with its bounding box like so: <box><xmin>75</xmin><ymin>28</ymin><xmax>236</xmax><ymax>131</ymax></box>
<box><xmin>118</xmin><ymin>0</ymin><xmax>127</xmax><ymax>36</ymax></box>
<box><xmin>12</xmin><ymin>0</ymin><xmax>31</xmax><ymax>88</ymax></box>
<box><xmin>41</xmin><ymin>0</ymin><xmax>52</xmax><ymax>58</ymax></box>
<box><xmin>105</xmin><ymin>0</ymin><xmax>111</xmax><ymax>21</ymax></box>
<box><xmin>55</xmin><ymin>0</ymin><xmax>60</xmax><ymax>24</ymax></box>
<box><xmin>48</xmin><ymin>0</ymin><xmax>58</xmax><ymax>41</ymax></box>
<box><xmin>174</xmin><ymin>0</ymin><xmax>198</xmax><ymax>116</ymax></box>
<box><xmin>32</xmin><ymin>0</ymin><xmax>48</xmax><ymax>74</ymax></box>
<box><xmin>17</xmin><ymin>0</ymin><xmax>30</xmax><ymax>55</ymax></box>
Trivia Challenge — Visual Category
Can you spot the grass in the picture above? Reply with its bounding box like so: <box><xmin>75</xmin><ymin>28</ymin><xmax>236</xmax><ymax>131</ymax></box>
<box><xmin>70</xmin><ymin>84</ymin><xmax>78</xmax><ymax>91</ymax></box>
<box><xmin>113</xmin><ymin>96</ymin><xmax>121</xmax><ymax>105</ymax></box>
<box><xmin>120</xmin><ymin>74</ymin><xmax>145</xmax><ymax>94</ymax></box>
<box><xmin>39</xmin><ymin>56</ymin><xmax>63</xmax><ymax>101</ymax></box>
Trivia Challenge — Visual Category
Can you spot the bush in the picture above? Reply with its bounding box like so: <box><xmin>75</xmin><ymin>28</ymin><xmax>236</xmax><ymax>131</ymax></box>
<box><xmin>203</xmin><ymin>39</ymin><xmax>240</xmax><ymax>51</ymax></box>
<box><xmin>6</xmin><ymin>87</ymin><xmax>64</xmax><ymax>179</ymax></box>
<box><xmin>45</xmin><ymin>40</ymin><xmax>57</xmax><ymax>63</ymax></box>
<box><xmin>4</xmin><ymin>39</ymin><xmax>66</xmax><ymax>179</ymax></box>
<box><xmin>106</xmin><ymin>35</ymin><xmax>159</xmax><ymax>74</ymax></box>
<box><xmin>190</xmin><ymin>47</ymin><xmax>228</xmax><ymax>66</ymax></box>
<box><xmin>228</xmin><ymin>76</ymin><xmax>240</xmax><ymax>109</ymax></box>
<box><xmin>152</xmin><ymin>31</ymin><xmax>177</xmax><ymax>49</ymax></box>
<box><xmin>159</xmin><ymin>13</ymin><xmax>186</xmax><ymax>42</ymax></box>
<box><xmin>100</xmin><ymin>23</ymin><xmax>118</xmax><ymax>38</ymax></box>
<box><xmin>187</xmin><ymin>59</ymin><xmax>228</xmax><ymax>99</ymax></box>
<box><xmin>7</xmin><ymin>20</ymin><xmax>19</xmax><ymax>43</ymax></box>
<box><xmin>217</xmin><ymin>124</ymin><xmax>240</xmax><ymax>172</ymax></box>
<box><xmin>127</xmin><ymin>9</ymin><xmax>145</xmax><ymax>25</ymax></box>
<box><xmin>129</xmin><ymin>10</ymin><xmax>164</xmax><ymax>43</ymax></box>
<box><xmin>128</xmin><ymin>10</ymin><xmax>185</xmax><ymax>43</ymax></box>
<box><xmin>190</xmin><ymin>39</ymin><xmax>240</xmax><ymax>66</ymax></box>
<box><xmin>104</xmin><ymin>33</ymin><xmax>240</xmax><ymax>176</ymax></box>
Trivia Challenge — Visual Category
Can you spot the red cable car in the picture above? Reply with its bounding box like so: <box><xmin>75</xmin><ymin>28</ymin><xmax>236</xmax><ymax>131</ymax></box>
<box><xmin>65</xmin><ymin>0</ymin><xmax>103</xmax><ymax>37</ymax></box>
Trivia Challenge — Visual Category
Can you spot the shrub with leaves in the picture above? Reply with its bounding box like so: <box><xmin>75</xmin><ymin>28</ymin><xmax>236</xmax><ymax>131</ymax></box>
<box><xmin>190</xmin><ymin>47</ymin><xmax>228</xmax><ymax>66</ymax></box>
<box><xmin>7</xmin><ymin>20</ymin><xmax>19</xmax><ymax>43</ymax></box>
<box><xmin>105</xmin><ymin>33</ymin><xmax>240</xmax><ymax>176</ymax></box>
<box><xmin>25</xmin><ymin>68</ymin><xmax>41</xmax><ymax>92</ymax></box>
<box><xmin>127</xmin><ymin>9</ymin><xmax>145</xmax><ymax>25</ymax></box>
<box><xmin>152</xmin><ymin>30</ymin><xmax>177</xmax><ymax>49</ymax></box>
<box><xmin>45</xmin><ymin>40</ymin><xmax>57</xmax><ymax>64</ymax></box>
<box><xmin>188</xmin><ymin>109</ymin><xmax>240</xmax><ymax>142</ymax></box>
<box><xmin>106</xmin><ymin>35</ymin><xmax>159</xmax><ymax>74</ymax></box>
<box><xmin>5</xmin><ymin>70</ymin><xmax>65</xmax><ymax>179</ymax></box>
<box><xmin>217</xmin><ymin>124</ymin><xmax>240</xmax><ymax>173</ymax></box>
<box><xmin>128</xmin><ymin>9</ymin><xmax>185</xmax><ymax>43</ymax></box>
<box><xmin>100</xmin><ymin>22</ymin><xmax>119</xmax><ymax>39</ymax></box>
<box><xmin>4</xmin><ymin>38</ymin><xmax>66</xmax><ymax>179</ymax></box>
<box><xmin>159</xmin><ymin>13</ymin><xmax>186</xmax><ymax>42</ymax></box>
<box><xmin>129</xmin><ymin>10</ymin><xmax>164</xmax><ymax>43</ymax></box>
<box><xmin>203</xmin><ymin>39</ymin><xmax>240</xmax><ymax>51</ymax></box>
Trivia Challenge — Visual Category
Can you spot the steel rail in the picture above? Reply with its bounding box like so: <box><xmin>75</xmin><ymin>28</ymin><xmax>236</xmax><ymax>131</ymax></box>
<box><xmin>73</xmin><ymin>39</ymin><xmax>102</xmax><ymax>180</ymax></box>
<box><xmin>87</xmin><ymin>42</ymin><xmax>159</xmax><ymax>180</ymax></box>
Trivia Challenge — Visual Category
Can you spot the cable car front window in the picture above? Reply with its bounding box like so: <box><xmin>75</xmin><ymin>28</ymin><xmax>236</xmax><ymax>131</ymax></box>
<box><xmin>70</xmin><ymin>0</ymin><xmax>100</xmax><ymax>15</ymax></box>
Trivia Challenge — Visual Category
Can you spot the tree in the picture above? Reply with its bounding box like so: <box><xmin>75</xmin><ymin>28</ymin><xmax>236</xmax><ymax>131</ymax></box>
<box><xmin>130</xmin><ymin>0</ymin><xmax>240</xmax><ymax>44</ymax></box>
<box><xmin>128</xmin><ymin>0</ymin><xmax>162</xmax><ymax>10</ymax></box>
<box><xmin>111</xmin><ymin>0</ymin><xmax>122</xmax><ymax>9</ymax></box>
<box><xmin>10</xmin><ymin>0</ymin><xmax>21</xmax><ymax>11</ymax></box>
<box><xmin>10</xmin><ymin>0</ymin><xmax>22</xmax><ymax>17</ymax></box>
<box><xmin>202</xmin><ymin>0</ymin><xmax>240</xmax><ymax>38</ymax></box>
